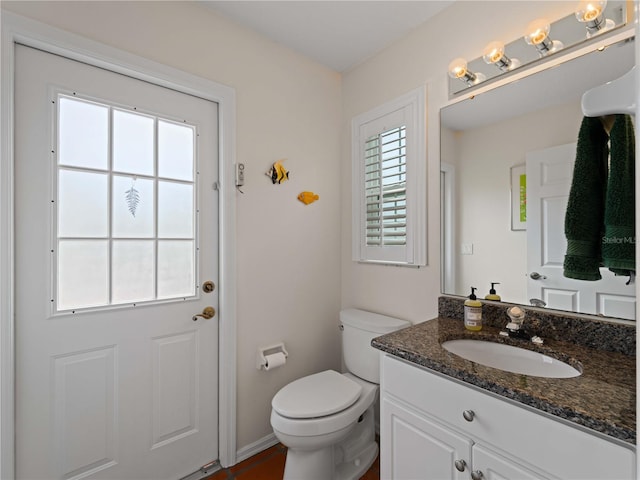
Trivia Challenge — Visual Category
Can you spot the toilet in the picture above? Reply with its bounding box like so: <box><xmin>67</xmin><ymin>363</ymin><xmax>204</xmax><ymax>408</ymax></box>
<box><xmin>270</xmin><ymin>308</ymin><xmax>410</xmax><ymax>480</ymax></box>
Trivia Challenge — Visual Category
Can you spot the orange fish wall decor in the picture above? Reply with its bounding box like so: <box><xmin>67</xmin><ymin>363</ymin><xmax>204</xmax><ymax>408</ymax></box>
<box><xmin>298</xmin><ymin>191</ymin><xmax>319</xmax><ymax>205</ymax></box>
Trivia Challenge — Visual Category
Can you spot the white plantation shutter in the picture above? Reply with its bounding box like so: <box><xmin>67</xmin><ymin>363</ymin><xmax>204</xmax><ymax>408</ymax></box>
<box><xmin>352</xmin><ymin>87</ymin><xmax>426</xmax><ymax>266</ymax></box>
<box><xmin>364</xmin><ymin>126</ymin><xmax>407</xmax><ymax>246</ymax></box>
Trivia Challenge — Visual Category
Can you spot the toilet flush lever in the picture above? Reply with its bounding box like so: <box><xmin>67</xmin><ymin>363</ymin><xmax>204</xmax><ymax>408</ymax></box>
<box><xmin>193</xmin><ymin>306</ymin><xmax>215</xmax><ymax>321</ymax></box>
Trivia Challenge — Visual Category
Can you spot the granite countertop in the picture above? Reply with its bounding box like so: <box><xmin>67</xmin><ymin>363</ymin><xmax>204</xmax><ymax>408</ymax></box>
<box><xmin>372</xmin><ymin>315</ymin><xmax>636</xmax><ymax>444</ymax></box>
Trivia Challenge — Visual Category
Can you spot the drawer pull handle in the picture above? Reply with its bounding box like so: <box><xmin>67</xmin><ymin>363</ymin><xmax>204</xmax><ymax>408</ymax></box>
<box><xmin>454</xmin><ymin>459</ymin><xmax>466</xmax><ymax>472</ymax></box>
<box><xmin>471</xmin><ymin>470</ymin><xmax>484</xmax><ymax>480</ymax></box>
<box><xmin>463</xmin><ymin>410</ymin><xmax>475</xmax><ymax>422</ymax></box>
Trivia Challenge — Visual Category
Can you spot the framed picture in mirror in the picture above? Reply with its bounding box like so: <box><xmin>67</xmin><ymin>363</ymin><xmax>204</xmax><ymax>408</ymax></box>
<box><xmin>510</xmin><ymin>164</ymin><xmax>526</xmax><ymax>231</ymax></box>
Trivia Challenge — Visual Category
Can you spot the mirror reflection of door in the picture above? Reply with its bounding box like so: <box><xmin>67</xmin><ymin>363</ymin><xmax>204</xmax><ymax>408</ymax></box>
<box><xmin>526</xmin><ymin>143</ymin><xmax>635</xmax><ymax>320</ymax></box>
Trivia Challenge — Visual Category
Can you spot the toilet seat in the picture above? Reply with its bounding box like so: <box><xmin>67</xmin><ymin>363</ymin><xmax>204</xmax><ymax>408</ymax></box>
<box><xmin>272</xmin><ymin>370</ymin><xmax>362</xmax><ymax>419</ymax></box>
<box><xmin>270</xmin><ymin>372</ymin><xmax>377</xmax><ymax>438</ymax></box>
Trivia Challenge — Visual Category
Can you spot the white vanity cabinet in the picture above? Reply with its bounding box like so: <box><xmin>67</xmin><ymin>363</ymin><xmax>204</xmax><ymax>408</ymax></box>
<box><xmin>380</xmin><ymin>354</ymin><xmax>636</xmax><ymax>480</ymax></box>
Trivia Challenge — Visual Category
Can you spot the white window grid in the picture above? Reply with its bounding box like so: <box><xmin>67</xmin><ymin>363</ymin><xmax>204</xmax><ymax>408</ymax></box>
<box><xmin>51</xmin><ymin>91</ymin><xmax>200</xmax><ymax>314</ymax></box>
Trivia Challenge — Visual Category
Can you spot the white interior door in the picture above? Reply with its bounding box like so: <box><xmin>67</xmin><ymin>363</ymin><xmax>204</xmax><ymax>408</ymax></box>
<box><xmin>15</xmin><ymin>44</ymin><xmax>219</xmax><ymax>479</ymax></box>
<box><xmin>526</xmin><ymin>143</ymin><xmax>635</xmax><ymax>319</ymax></box>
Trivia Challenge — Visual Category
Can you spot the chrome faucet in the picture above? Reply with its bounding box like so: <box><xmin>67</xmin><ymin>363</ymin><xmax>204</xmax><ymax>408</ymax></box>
<box><xmin>505</xmin><ymin>306</ymin><xmax>526</xmax><ymax>335</ymax></box>
<box><xmin>500</xmin><ymin>306</ymin><xmax>544</xmax><ymax>344</ymax></box>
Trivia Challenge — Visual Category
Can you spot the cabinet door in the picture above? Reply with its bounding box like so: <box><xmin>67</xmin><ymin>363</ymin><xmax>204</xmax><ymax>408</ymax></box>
<box><xmin>472</xmin><ymin>444</ymin><xmax>555</xmax><ymax>480</ymax></box>
<box><xmin>381</xmin><ymin>397</ymin><xmax>472</xmax><ymax>480</ymax></box>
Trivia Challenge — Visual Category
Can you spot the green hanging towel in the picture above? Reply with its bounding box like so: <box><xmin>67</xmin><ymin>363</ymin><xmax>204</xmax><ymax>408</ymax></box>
<box><xmin>563</xmin><ymin>117</ymin><xmax>609</xmax><ymax>280</ymax></box>
<box><xmin>602</xmin><ymin>114</ymin><xmax>636</xmax><ymax>276</ymax></box>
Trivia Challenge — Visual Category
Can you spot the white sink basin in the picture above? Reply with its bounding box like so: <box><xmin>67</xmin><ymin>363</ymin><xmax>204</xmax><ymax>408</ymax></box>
<box><xmin>441</xmin><ymin>339</ymin><xmax>581</xmax><ymax>378</ymax></box>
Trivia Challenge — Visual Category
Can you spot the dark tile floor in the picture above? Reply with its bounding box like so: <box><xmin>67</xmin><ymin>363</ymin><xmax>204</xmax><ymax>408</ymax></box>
<box><xmin>205</xmin><ymin>443</ymin><xmax>379</xmax><ymax>480</ymax></box>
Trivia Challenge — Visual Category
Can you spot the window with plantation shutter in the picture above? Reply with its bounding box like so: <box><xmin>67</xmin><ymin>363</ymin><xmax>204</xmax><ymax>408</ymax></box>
<box><xmin>364</xmin><ymin>126</ymin><xmax>407</xmax><ymax>247</ymax></box>
<box><xmin>352</xmin><ymin>88</ymin><xmax>426</xmax><ymax>266</ymax></box>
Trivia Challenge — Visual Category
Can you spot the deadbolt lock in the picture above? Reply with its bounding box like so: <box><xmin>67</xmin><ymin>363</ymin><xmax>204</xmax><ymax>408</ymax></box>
<box><xmin>202</xmin><ymin>281</ymin><xmax>215</xmax><ymax>293</ymax></box>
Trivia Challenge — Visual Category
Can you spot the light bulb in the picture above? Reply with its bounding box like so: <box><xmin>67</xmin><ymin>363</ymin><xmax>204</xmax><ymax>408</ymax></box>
<box><xmin>483</xmin><ymin>41</ymin><xmax>505</xmax><ymax>64</ymax></box>
<box><xmin>448</xmin><ymin>58</ymin><xmax>470</xmax><ymax>79</ymax></box>
<box><xmin>575</xmin><ymin>0</ymin><xmax>606</xmax><ymax>22</ymax></box>
<box><xmin>575</xmin><ymin>0</ymin><xmax>614</xmax><ymax>36</ymax></box>
<box><xmin>447</xmin><ymin>57</ymin><xmax>484</xmax><ymax>87</ymax></box>
<box><xmin>482</xmin><ymin>41</ymin><xmax>520</xmax><ymax>72</ymax></box>
<box><xmin>524</xmin><ymin>19</ymin><xmax>550</xmax><ymax>46</ymax></box>
<box><xmin>524</xmin><ymin>18</ymin><xmax>563</xmax><ymax>56</ymax></box>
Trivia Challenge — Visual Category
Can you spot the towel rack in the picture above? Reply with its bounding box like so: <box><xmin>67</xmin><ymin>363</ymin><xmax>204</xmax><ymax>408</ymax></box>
<box><xmin>581</xmin><ymin>66</ymin><xmax>636</xmax><ymax>117</ymax></box>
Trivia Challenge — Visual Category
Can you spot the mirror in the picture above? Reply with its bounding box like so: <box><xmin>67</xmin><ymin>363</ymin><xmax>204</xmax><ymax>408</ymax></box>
<box><xmin>440</xmin><ymin>35</ymin><xmax>636</xmax><ymax>321</ymax></box>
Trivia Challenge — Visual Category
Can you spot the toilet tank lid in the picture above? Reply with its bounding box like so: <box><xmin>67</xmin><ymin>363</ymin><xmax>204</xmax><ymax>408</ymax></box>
<box><xmin>340</xmin><ymin>308</ymin><xmax>410</xmax><ymax>334</ymax></box>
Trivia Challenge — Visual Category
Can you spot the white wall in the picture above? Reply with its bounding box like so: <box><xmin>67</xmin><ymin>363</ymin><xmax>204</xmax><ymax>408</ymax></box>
<box><xmin>1</xmin><ymin>0</ymin><xmax>343</xmax><ymax>453</ymax></box>
<box><xmin>341</xmin><ymin>1</ymin><xmax>578</xmax><ymax>323</ymax></box>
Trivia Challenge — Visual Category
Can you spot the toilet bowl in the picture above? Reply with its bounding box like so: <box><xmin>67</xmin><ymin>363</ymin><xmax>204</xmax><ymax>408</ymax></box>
<box><xmin>271</xmin><ymin>371</ymin><xmax>378</xmax><ymax>480</ymax></box>
<box><xmin>270</xmin><ymin>309</ymin><xmax>410</xmax><ymax>480</ymax></box>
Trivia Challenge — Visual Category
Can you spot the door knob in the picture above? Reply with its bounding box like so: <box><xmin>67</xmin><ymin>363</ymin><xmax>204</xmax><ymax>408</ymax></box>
<box><xmin>529</xmin><ymin>272</ymin><xmax>547</xmax><ymax>280</ymax></box>
<box><xmin>192</xmin><ymin>306</ymin><xmax>215</xmax><ymax>321</ymax></box>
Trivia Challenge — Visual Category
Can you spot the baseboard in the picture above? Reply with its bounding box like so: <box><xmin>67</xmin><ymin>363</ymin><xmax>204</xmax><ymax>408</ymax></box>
<box><xmin>235</xmin><ymin>433</ymin><xmax>280</xmax><ymax>464</ymax></box>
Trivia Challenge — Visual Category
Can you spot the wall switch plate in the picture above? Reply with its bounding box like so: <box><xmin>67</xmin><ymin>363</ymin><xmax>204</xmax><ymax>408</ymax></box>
<box><xmin>461</xmin><ymin>243</ymin><xmax>473</xmax><ymax>255</ymax></box>
<box><xmin>236</xmin><ymin>163</ymin><xmax>245</xmax><ymax>187</ymax></box>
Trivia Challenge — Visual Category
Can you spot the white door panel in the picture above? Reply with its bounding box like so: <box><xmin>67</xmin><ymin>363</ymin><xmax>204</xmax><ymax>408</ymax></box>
<box><xmin>526</xmin><ymin>143</ymin><xmax>635</xmax><ymax>319</ymax></box>
<box><xmin>15</xmin><ymin>45</ymin><xmax>219</xmax><ymax>480</ymax></box>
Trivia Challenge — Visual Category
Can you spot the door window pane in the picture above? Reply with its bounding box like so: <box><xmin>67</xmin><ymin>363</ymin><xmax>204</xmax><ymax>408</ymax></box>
<box><xmin>158</xmin><ymin>241</ymin><xmax>194</xmax><ymax>299</ymax></box>
<box><xmin>158</xmin><ymin>181</ymin><xmax>193</xmax><ymax>238</ymax></box>
<box><xmin>59</xmin><ymin>96</ymin><xmax>109</xmax><ymax>170</ymax></box>
<box><xmin>112</xmin><ymin>240</ymin><xmax>155</xmax><ymax>303</ymax></box>
<box><xmin>113</xmin><ymin>110</ymin><xmax>154</xmax><ymax>176</ymax></box>
<box><xmin>112</xmin><ymin>175</ymin><xmax>154</xmax><ymax>238</ymax></box>
<box><xmin>56</xmin><ymin>94</ymin><xmax>198</xmax><ymax>312</ymax></box>
<box><xmin>158</xmin><ymin>120</ymin><xmax>194</xmax><ymax>181</ymax></box>
<box><xmin>58</xmin><ymin>240</ymin><xmax>109</xmax><ymax>310</ymax></box>
<box><xmin>58</xmin><ymin>169</ymin><xmax>108</xmax><ymax>237</ymax></box>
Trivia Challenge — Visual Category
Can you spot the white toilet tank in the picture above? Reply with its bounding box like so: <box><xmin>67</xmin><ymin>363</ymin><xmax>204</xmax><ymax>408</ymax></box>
<box><xmin>340</xmin><ymin>308</ymin><xmax>410</xmax><ymax>384</ymax></box>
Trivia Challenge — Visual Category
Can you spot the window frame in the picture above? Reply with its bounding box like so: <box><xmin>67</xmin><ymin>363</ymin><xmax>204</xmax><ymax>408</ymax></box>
<box><xmin>351</xmin><ymin>87</ymin><xmax>426</xmax><ymax>266</ymax></box>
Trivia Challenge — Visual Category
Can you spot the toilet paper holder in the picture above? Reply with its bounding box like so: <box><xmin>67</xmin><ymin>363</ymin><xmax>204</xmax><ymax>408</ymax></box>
<box><xmin>257</xmin><ymin>343</ymin><xmax>289</xmax><ymax>370</ymax></box>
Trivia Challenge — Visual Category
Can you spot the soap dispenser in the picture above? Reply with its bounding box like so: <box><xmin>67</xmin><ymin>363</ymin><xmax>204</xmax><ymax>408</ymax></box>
<box><xmin>464</xmin><ymin>287</ymin><xmax>483</xmax><ymax>331</ymax></box>
<box><xmin>485</xmin><ymin>282</ymin><xmax>501</xmax><ymax>301</ymax></box>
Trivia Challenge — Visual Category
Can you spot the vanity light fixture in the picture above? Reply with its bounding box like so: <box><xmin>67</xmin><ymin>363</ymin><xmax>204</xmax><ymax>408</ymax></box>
<box><xmin>575</xmin><ymin>0</ymin><xmax>615</xmax><ymax>37</ymax></box>
<box><xmin>482</xmin><ymin>41</ymin><xmax>521</xmax><ymax>72</ymax></box>
<box><xmin>447</xmin><ymin>2</ymin><xmax>627</xmax><ymax>96</ymax></box>
<box><xmin>447</xmin><ymin>57</ymin><xmax>485</xmax><ymax>87</ymax></box>
<box><xmin>524</xmin><ymin>18</ymin><xmax>564</xmax><ymax>56</ymax></box>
